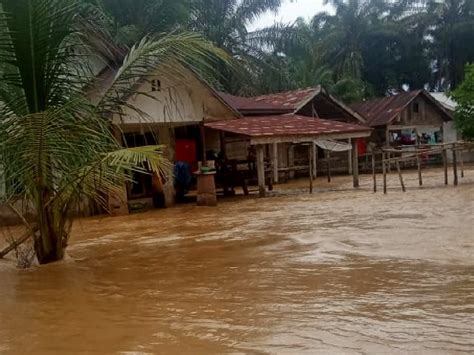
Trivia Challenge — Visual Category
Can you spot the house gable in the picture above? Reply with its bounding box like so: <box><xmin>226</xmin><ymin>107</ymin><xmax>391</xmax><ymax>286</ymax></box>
<box><xmin>297</xmin><ymin>89</ymin><xmax>366</xmax><ymax>124</ymax></box>
<box><xmin>112</xmin><ymin>67</ymin><xmax>240</xmax><ymax>126</ymax></box>
<box><xmin>352</xmin><ymin>90</ymin><xmax>452</xmax><ymax>128</ymax></box>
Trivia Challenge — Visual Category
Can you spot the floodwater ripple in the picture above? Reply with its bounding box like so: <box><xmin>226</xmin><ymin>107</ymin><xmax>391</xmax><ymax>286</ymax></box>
<box><xmin>0</xmin><ymin>169</ymin><xmax>473</xmax><ymax>354</ymax></box>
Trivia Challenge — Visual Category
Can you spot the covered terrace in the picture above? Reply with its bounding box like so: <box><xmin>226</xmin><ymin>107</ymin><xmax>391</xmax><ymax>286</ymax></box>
<box><xmin>205</xmin><ymin>115</ymin><xmax>372</xmax><ymax>197</ymax></box>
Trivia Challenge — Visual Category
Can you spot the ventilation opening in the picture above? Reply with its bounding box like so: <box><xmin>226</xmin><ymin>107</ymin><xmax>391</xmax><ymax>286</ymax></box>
<box><xmin>413</xmin><ymin>102</ymin><xmax>419</xmax><ymax>113</ymax></box>
<box><xmin>151</xmin><ymin>79</ymin><xmax>161</xmax><ymax>92</ymax></box>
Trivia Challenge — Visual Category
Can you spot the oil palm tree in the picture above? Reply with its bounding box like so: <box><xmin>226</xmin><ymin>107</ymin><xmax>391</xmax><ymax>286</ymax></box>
<box><xmin>0</xmin><ymin>0</ymin><xmax>229</xmax><ymax>264</ymax></box>
<box><xmin>424</xmin><ymin>0</ymin><xmax>474</xmax><ymax>89</ymax></box>
<box><xmin>83</xmin><ymin>0</ymin><xmax>191</xmax><ymax>46</ymax></box>
<box><xmin>188</xmin><ymin>0</ymin><xmax>283</xmax><ymax>94</ymax></box>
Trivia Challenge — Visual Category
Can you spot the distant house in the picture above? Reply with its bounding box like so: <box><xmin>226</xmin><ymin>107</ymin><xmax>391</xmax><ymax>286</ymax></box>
<box><xmin>429</xmin><ymin>92</ymin><xmax>474</xmax><ymax>162</ymax></box>
<box><xmin>351</xmin><ymin>90</ymin><xmax>453</xmax><ymax>148</ymax></box>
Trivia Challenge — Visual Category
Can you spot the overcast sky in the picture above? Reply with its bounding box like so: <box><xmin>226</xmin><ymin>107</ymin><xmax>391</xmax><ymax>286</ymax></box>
<box><xmin>249</xmin><ymin>0</ymin><xmax>333</xmax><ymax>30</ymax></box>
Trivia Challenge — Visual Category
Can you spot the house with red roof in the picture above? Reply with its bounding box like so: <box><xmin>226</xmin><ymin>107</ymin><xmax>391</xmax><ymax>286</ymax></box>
<box><xmin>215</xmin><ymin>86</ymin><xmax>370</xmax><ymax>185</ymax></box>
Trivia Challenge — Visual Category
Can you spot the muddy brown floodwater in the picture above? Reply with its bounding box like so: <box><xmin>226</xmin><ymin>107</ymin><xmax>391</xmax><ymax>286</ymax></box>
<box><xmin>1</xmin><ymin>168</ymin><xmax>473</xmax><ymax>354</ymax></box>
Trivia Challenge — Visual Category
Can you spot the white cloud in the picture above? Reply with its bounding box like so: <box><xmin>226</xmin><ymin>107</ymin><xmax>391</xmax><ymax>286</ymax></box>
<box><xmin>248</xmin><ymin>0</ymin><xmax>333</xmax><ymax>31</ymax></box>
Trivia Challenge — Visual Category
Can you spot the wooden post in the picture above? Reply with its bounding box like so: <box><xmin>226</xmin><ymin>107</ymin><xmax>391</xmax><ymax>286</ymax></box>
<box><xmin>352</xmin><ymin>139</ymin><xmax>359</xmax><ymax>188</ymax></box>
<box><xmin>288</xmin><ymin>145</ymin><xmax>295</xmax><ymax>179</ymax></box>
<box><xmin>272</xmin><ymin>143</ymin><xmax>279</xmax><ymax>184</ymax></box>
<box><xmin>460</xmin><ymin>147</ymin><xmax>464</xmax><ymax>178</ymax></box>
<box><xmin>220</xmin><ymin>131</ymin><xmax>227</xmax><ymax>159</ymax></box>
<box><xmin>382</xmin><ymin>152</ymin><xmax>387</xmax><ymax>194</ymax></box>
<box><xmin>347</xmin><ymin>138</ymin><xmax>353</xmax><ymax>175</ymax></box>
<box><xmin>200</xmin><ymin>124</ymin><xmax>207</xmax><ymax>166</ymax></box>
<box><xmin>372</xmin><ymin>151</ymin><xmax>376</xmax><ymax>193</ymax></box>
<box><xmin>313</xmin><ymin>142</ymin><xmax>318</xmax><ymax>180</ymax></box>
<box><xmin>416</xmin><ymin>153</ymin><xmax>423</xmax><ymax>186</ymax></box>
<box><xmin>326</xmin><ymin>150</ymin><xmax>331</xmax><ymax>183</ymax></box>
<box><xmin>396</xmin><ymin>160</ymin><xmax>406</xmax><ymax>192</ymax></box>
<box><xmin>442</xmin><ymin>148</ymin><xmax>448</xmax><ymax>185</ymax></box>
<box><xmin>385</xmin><ymin>128</ymin><xmax>392</xmax><ymax>173</ymax></box>
<box><xmin>308</xmin><ymin>144</ymin><xmax>314</xmax><ymax>194</ymax></box>
<box><xmin>256</xmin><ymin>145</ymin><xmax>266</xmax><ymax>197</ymax></box>
<box><xmin>387</xmin><ymin>151</ymin><xmax>391</xmax><ymax>173</ymax></box>
<box><xmin>452</xmin><ymin>143</ymin><xmax>458</xmax><ymax>186</ymax></box>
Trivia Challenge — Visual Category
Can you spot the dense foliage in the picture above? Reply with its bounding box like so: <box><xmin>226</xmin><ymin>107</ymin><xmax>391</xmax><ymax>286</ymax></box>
<box><xmin>86</xmin><ymin>0</ymin><xmax>474</xmax><ymax>100</ymax></box>
<box><xmin>452</xmin><ymin>64</ymin><xmax>474</xmax><ymax>139</ymax></box>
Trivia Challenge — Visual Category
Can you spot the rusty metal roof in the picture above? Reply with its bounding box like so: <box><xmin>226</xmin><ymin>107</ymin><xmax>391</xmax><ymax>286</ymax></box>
<box><xmin>217</xmin><ymin>92</ymin><xmax>292</xmax><ymax>114</ymax></box>
<box><xmin>252</xmin><ymin>87</ymin><xmax>319</xmax><ymax>110</ymax></box>
<box><xmin>205</xmin><ymin>114</ymin><xmax>371</xmax><ymax>138</ymax></box>
<box><xmin>351</xmin><ymin>90</ymin><xmax>423</xmax><ymax>127</ymax></box>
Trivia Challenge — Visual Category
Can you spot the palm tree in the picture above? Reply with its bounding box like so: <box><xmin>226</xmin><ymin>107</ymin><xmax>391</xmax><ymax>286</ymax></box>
<box><xmin>424</xmin><ymin>0</ymin><xmax>474</xmax><ymax>89</ymax></box>
<box><xmin>0</xmin><ymin>0</ymin><xmax>229</xmax><ymax>264</ymax></box>
<box><xmin>188</xmin><ymin>0</ymin><xmax>283</xmax><ymax>94</ymax></box>
<box><xmin>83</xmin><ymin>0</ymin><xmax>191</xmax><ymax>46</ymax></box>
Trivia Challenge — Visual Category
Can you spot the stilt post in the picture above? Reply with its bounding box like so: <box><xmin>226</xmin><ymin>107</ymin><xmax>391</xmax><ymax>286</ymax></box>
<box><xmin>326</xmin><ymin>150</ymin><xmax>331</xmax><ymax>183</ymax></box>
<box><xmin>256</xmin><ymin>145</ymin><xmax>266</xmax><ymax>197</ymax></box>
<box><xmin>308</xmin><ymin>144</ymin><xmax>314</xmax><ymax>194</ymax></box>
<box><xmin>382</xmin><ymin>152</ymin><xmax>387</xmax><ymax>194</ymax></box>
<box><xmin>352</xmin><ymin>139</ymin><xmax>359</xmax><ymax>188</ymax></box>
<box><xmin>313</xmin><ymin>143</ymin><xmax>318</xmax><ymax>180</ymax></box>
<box><xmin>372</xmin><ymin>151</ymin><xmax>376</xmax><ymax>193</ymax></box>
<box><xmin>288</xmin><ymin>145</ymin><xmax>295</xmax><ymax>179</ymax></box>
<box><xmin>347</xmin><ymin>138</ymin><xmax>353</xmax><ymax>175</ymax></box>
<box><xmin>272</xmin><ymin>143</ymin><xmax>279</xmax><ymax>184</ymax></box>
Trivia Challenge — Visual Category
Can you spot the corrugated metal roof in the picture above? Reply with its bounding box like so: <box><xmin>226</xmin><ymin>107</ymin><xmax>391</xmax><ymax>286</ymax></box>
<box><xmin>217</xmin><ymin>92</ymin><xmax>292</xmax><ymax>114</ymax></box>
<box><xmin>252</xmin><ymin>87</ymin><xmax>319</xmax><ymax>110</ymax></box>
<box><xmin>351</xmin><ymin>90</ymin><xmax>422</xmax><ymax>127</ymax></box>
<box><xmin>205</xmin><ymin>114</ymin><xmax>371</xmax><ymax>138</ymax></box>
<box><xmin>430</xmin><ymin>92</ymin><xmax>457</xmax><ymax>111</ymax></box>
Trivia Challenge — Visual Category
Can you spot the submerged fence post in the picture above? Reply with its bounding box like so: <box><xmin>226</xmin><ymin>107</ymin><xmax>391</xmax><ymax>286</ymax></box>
<box><xmin>396</xmin><ymin>160</ymin><xmax>406</xmax><ymax>192</ymax></box>
<box><xmin>416</xmin><ymin>153</ymin><xmax>423</xmax><ymax>186</ymax></box>
<box><xmin>442</xmin><ymin>148</ymin><xmax>448</xmax><ymax>185</ymax></box>
<box><xmin>452</xmin><ymin>144</ymin><xmax>458</xmax><ymax>186</ymax></box>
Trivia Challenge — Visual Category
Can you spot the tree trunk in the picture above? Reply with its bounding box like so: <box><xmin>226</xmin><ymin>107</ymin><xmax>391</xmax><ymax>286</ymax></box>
<box><xmin>34</xmin><ymin>229</ymin><xmax>66</xmax><ymax>264</ymax></box>
<box><xmin>34</xmin><ymin>190</ymin><xmax>68</xmax><ymax>264</ymax></box>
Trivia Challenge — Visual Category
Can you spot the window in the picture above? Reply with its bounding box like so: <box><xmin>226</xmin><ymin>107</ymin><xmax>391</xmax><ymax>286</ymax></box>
<box><xmin>413</xmin><ymin>102</ymin><xmax>419</xmax><ymax>113</ymax></box>
<box><xmin>151</xmin><ymin>79</ymin><xmax>161</xmax><ymax>92</ymax></box>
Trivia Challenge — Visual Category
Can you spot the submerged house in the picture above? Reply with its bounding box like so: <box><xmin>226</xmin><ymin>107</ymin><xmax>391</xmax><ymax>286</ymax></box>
<box><xmin>109</xmin><ymin>81</ymin><xmax>373</xmax><ymax>211</ymax></box>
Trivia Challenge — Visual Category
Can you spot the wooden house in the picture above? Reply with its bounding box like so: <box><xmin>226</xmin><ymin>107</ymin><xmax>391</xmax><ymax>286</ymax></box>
<box><xmin>351</xmin><ymin>90</ymin><xmax>453</xmax><ymax>148</ymax></box>
<box><xmin>218</xmin><ymin>86</ymin><xmax>368</xmax><ymax>180</ymax></box>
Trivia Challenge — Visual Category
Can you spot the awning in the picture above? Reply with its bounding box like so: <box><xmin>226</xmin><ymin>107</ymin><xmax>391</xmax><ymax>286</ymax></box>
<box><xmin>205</xmin><ymin>115</ymin><xmax>372</xmax><ymax>145</ymax></box>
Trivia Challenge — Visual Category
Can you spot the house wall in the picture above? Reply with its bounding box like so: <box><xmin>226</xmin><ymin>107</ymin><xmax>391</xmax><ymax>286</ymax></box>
<box><xmin>112</xmin><ymin>70</ymin><xmax>236</xmax><ymax>126</ymax></box>
<box><xmin>397</xmin><ymin>97</ymin><xmax>445</xmax><ymax>127</ymax></box>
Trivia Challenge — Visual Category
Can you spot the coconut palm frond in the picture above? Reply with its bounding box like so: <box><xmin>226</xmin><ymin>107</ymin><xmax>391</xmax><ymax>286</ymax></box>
<box><xmin>52</xmin><ymin>145</ymin><xmax>172</xmax><ymax>212</ymax></box>
<box><xmin>95</xmin><ymin>32</ymin><xmax>232</xmax><ymax>116</ymax></box>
